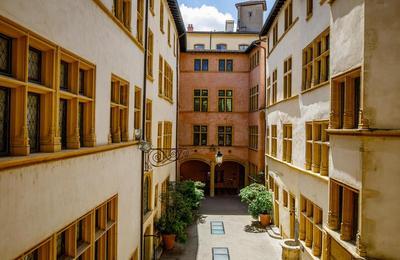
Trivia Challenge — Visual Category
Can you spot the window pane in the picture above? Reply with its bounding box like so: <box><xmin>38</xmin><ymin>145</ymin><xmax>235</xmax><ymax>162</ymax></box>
<box><xmin>201</xmin><ymin>133</ymin><xmax>207</xmax><ymax>145</ymax></box>
<box><xmin>57</xmin><ymin>231</ymin><xmax>66</xmax><ymax>258</ymax></box>
<box><xmin>218</xmin><ymin>126</ymin><xmax>224</xmax><ymax>133</ymax></box>
<box><xmin>202</xmin><ymin>59</ymin><xmax>208</xmax><ymax>71</ymax></box>
<box><xmin>218</xmin><ymin>90</ymin><xmax>225</xmax><ymax>96</ymax></box>
<box><xmin>226</xmin><ymin>90</ymin><xmax>232</xmax><ymax>97</ymax></box>
<box><xmin>218</xmin><ymin>98</ymin><xmax>225</xmax><ymax>112</ymax></box>
<box><xmin>60</xmin><ymin>61</ymin><xmax>69</xmax><ymax>91</ymax></box>
<box><xmin>218</xmin><ymin>133</ymin><xmax>224</xmax><ymax>146</ymax></box>
<box><xmin>194</xmin><ymin>59</ymin><xmax>201</xmax><ymax>71</ymax></box>
<box><xmin>59</xmin><ymin>99</ymin><xmax>68</xmax><ymax>149</ymax></box>
<box><xmin>226</xmin><ymin>98</ymin><xmax>232</xmax><ymax>112</ymax></box>
<box><xmin>193</xmin><ymin>133</ymin><xmax>199</xmax><ymax>145</ymax></box>
<box><xmin>27</xmin><ymin>93</ymin><xmax>40</xmax><ymax>153</ymax></box>
<box><xmin>201</xmin><ymin>126</ymin><xmax>207</xmax><ymax>132</ymax></box>
<box><xmin>219</xmin><ymin>60</ymin><xmax>225</xmax><ymax>72</ymax></box>
<box><xmin>79</xmin><ymin>69</ymin><xmax>85</xmax><ymax>95</ymax></box>
<box><xmin>202</xmin><ymin>90</ymin><xmax>208</xmax><ymax>96</ymax></box>
<box><xmin>226</xmin><ymin>134</ymin><xmax>232</xmax><ymax>146</ymax></box>
<box><xmin>0</xmin><ymin>87</ymin><xmax>10</xmax><ymax>155</ymax></box>
<box><xmin>226</xmin><ymin>60</ymin><xmax>233</xmax><ymax>72</ymax></box>
<box><xmin>193</xmin><ymin>125</ymin><xmax>200</xmax><ymax>132</ymax></box>
<box><xmin>28</xmin><ymin>47</ymin><xmax>42</xmax><ymax>83</ymax></box>
<box><xmin>194</xmin><ymin>97</ymin><xmax>200</xmax><ymax>111</ymax></box>
<box><xmin>201</xmin><ymin>98</ymin><xmax>208</xmax><ymax>112</ymax></box>
<box><xmin>79</xmin><ymin>103</ymin><xmax>84</xmax><ymax>147</ymax></box>
<box><xmin>0</xmin><ymin>34</ymin><xmax>12</xmax><ymax>75</ymax></box>
<box><xmin>194</xmin><ymin>89</ymin><xmax>201</xmax><ymax>96</ymax></box>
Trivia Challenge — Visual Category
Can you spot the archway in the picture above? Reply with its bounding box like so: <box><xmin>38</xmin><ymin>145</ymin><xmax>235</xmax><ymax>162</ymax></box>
<box><xmin>180</xmin><ymin>160</ymin><xmax>211</xmax><ymax>195</ymax></box>
<box><xmin>214</xmin><ymin>161</ymin><xmax>245</xmax><ymax>195</ymax></box>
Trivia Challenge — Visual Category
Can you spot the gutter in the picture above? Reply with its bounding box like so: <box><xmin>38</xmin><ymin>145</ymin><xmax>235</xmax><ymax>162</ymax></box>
<box><xmin>140</xmin><ymin>0</ymin><xmax>150</xmax><ymax>258</ymax></box>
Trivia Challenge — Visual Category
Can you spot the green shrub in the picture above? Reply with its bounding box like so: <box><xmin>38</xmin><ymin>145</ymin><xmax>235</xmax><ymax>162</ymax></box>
<box><xmin>248</xmin><ymin>190</ymin><xmax>273</xmax><ymax>219</ymax></box>
<box><xmin>175</xmin><ymin>180</ymin><xmax>205</xmax><ymax>210</ymax></box>
<box><xmin>155</xmin><ymin>209</ymin><xmax>188</xmax><ymax>242</ymax></box>
<box><xmin>239</xmin><ymin>183</ymin><xmax>268</xmax><ymax>204</ymax></box>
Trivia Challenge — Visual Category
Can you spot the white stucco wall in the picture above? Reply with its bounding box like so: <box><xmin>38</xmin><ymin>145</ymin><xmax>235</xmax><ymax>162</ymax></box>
<box><xmin>264</xmin><ymin>0</ymin><xmax>331</xmax><ymax>240</ymax></box>
<box><xmin>0</xmin><ymin>0</ymin><xmax>179</xmax><ymax>258</ymax></box>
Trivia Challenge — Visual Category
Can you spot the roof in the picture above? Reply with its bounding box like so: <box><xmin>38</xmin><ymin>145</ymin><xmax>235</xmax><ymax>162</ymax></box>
<box><xmin>235</xmin><ymin>0</ymin><xmax>267</xmax><ymax>11</ymax></box>
<box><xmin>185</xmin><ymin>49</ymin><xmax>248</xmax><ymax>54</ymax></box>
<box><xmin>259</xmin><ymin>0</ymin><xmax>286</xmax><ymax>36</ymax></box>
<box><xmin>188</xmin><ymin>31</ymin><xmax>259</xmax><ymax>35</ymax></box>
<box><xmin>166</xmin><ymin>0</ymin><xmax>187</xmax><ymax>51</ymax></box>
<box><xmin>244</xmin><ymin>39</ymin><xmax>261</xmax><ymax>53</ymax></box>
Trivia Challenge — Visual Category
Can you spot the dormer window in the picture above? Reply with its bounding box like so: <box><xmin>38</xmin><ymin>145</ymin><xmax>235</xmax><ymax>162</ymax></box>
<box><xmin>216</xmin><ymin>44</ymin><xmax>227</xmax><ymax>51</ymax></box>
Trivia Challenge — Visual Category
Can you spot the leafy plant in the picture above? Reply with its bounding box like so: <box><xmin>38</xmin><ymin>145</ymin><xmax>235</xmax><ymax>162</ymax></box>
<box><xmin>175</xmin><ymin>180</ymin><xmax>205</xmax><ymax>209</ymax></box>
<box><xmin>156</xmin><ymin>209</ymin><xmax>188</xmax><ymax>242</ymax></box>
<box><xmin>239</xmin><ymin>183</ymin><xmax>268</xmax><ymax>204</ymax></box>
<box><xmin>248</xmin><ymin>190</ymin><xmax>273</xmax><ymax>219</ymax></box>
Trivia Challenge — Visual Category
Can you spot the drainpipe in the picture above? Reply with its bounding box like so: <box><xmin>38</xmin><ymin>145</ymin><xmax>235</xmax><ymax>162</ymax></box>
<box><xmin>209</xmin><ymin>31</ymin><xmax>212</xmax><ymax>50</ymax></box>
<box><xmin>140</xmin><ymin>0</ymin><xmax>150</xmax><ymax>259</ymax></box>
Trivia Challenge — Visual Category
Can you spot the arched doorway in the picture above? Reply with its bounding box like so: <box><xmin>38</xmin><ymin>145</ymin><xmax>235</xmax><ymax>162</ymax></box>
<box><xmin>214</xmin><ymin>161</ymin><xmax>245</xmax><ymax>195</ymax></box>
<box><xmin>180</xmin><ymin>160</ymin><xmax>211</xmax><ymax>195</ymax></box>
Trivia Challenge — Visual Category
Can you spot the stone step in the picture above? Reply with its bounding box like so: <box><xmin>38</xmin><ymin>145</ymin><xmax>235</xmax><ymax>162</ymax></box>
<box><xmin>266</xmin><ymin>225</ymin><xmax>282</xmax><ymax>239</ymax></box>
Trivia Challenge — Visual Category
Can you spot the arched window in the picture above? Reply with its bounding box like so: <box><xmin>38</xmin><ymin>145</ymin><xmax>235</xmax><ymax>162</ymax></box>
<box><xmin>143</xmin><ymin>176</ymin><xmax>150</xmax><ymax>215</ymax></box>
<box><xmin>216</xmin><ymin>44</ymin><xmax>227</xmax><ymax>51</ymax></box>
<box><xmin>239</xmin><ymin>44</ymin><xmax>249</xmax><ymax>51</ymax></box>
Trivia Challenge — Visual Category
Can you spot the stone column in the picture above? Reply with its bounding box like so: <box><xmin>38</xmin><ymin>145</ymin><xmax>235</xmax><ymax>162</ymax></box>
<box><xmin>210</xmin><ymin>161</ymin><xmax>215</xmax><ymax>197</ymax></box>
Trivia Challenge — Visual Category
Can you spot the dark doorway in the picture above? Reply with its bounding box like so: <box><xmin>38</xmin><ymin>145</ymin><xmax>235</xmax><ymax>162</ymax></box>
<box><xmin>180</xmin><ymin>160</ymin><xmax>211</xmax><ymax>195</ymax></box>
<box><xmin>214</xmin><ymin>161</ymin><xmax>245</xmax><ymax>196</ymax></box>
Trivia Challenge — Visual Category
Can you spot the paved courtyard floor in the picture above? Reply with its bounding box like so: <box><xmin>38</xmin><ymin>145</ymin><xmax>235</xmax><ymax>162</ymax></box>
<box><xmin>161</xmin><ymin>195</ymin><xmax>282</xmax><ymax>260</ymax></box>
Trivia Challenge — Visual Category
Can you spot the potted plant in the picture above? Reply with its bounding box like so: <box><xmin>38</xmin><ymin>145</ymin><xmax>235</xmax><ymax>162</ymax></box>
<box><xmin>239</xmin><ymin>183</ymin><xmax>268</xmax><ymax>205</ymax></box>
<box><xmin>248</xmin><ymin>190</ymin><xmax>273</xmax><ymax>227</ymax></box>
<box><xmin>156</xmin><ymin>209</ymin><xmax>187</xmax><ymax>250</ymax></box>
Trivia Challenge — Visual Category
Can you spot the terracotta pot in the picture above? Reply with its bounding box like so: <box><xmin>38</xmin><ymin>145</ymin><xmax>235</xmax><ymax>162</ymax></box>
<box><xmin>162</xmin><ymin>234</ymin><xmax>176</xmax><ymax>250</ymax></box>
<box><xmin>260</xmin><ymin>214</ymin><xmax>271</xmax><ymax>227</ymax></box>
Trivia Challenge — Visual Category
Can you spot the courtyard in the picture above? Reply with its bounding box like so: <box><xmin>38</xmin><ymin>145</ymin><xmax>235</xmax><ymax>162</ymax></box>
<box><xmin>161</xmin><ymin>196</ymin><xmax>282</xmax><ymax>260</ymax></box>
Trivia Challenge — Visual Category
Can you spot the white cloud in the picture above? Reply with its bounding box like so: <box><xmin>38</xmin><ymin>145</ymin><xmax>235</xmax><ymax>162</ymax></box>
<box><xmin>179</xmin><ymin>4</ymin><xmax>235</xmax><ymax>31</ymax></box>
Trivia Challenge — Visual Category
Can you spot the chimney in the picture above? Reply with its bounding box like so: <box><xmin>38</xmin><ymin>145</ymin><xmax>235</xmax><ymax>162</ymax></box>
<box><xmin>187</xmin><ymin>24</ymin><xmax>194</xmax><ymax>32</ymax></box>
<box><xmin>225</xmin><ymin>20</ymin><xmax>234</xmax><ymax>32</ymax></box>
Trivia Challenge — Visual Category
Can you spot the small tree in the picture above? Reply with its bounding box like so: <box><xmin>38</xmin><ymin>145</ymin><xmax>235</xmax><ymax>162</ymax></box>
<box><xmin>248</xmin><ymin>190</ymin><xmax>273</xmax><ymax>219</ymax></box>
<box><xmin>239</xmin><ymin>183</ymin><xmax>268</xmax><ymax>204</ymax></box>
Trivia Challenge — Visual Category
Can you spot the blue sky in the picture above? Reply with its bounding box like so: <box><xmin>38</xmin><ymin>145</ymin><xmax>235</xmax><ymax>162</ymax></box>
<box><xmin>178</xmin><ymin>0</ymin><xmax>276</xmax><ymax>31</ymax></box>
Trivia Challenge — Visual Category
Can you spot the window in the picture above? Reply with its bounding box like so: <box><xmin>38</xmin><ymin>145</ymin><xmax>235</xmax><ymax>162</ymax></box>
<box><xmin>163</xmin><ymin>60</ymin><xmax>173</xmax><ymax>101</ymax></box>
<box><xmin>266</xmin><ymin>77</ymin><xmax>271</xmax><ymax>106</ymax></box>
<box><xmin>0</xmin><ymin>87</ymin><xmax>10</xmax><ymax>156</ymax></box>
<box><xmin>306</xmin><ymin>0</ymin><xmax>313</xmax><ymax>18</ymax></box>
<box><xmin>154</xmin><ymin>184</ymin><xmax>159</xmax><ymax>208</ymax></box>
<box><xmin>194</xmin><ymin>89</ymin><xmax>208</xmax><ymax>112</ymax></box>
<box><xmin>0</xmin><ymin>33</ymin><xmax>12</xmax><ymax>76</ymax></box>
<box><xmin>149</xmin><ymin>0</ymin><xmax>154</xmax><ymax>15</ymax></box>
<box><xmin>161</xmin><ymin>177</ymin><xmax>169</xmax><ymax>214</ymax></box>
<box><xmin>163</xmin><ymin>121</ymin><xmax>173</xmax><ymax>152</ymax></box>
<box><xmin>78</xmin><ymin>102</ymin><xmax>85</xmax><ymax>147</ymax></box>
<box><xmin>113</xmin><ymin>0</ymin><xmax>132</xmax><ymax>30</ymax></box>
<box><xmin>282</xmin><ymin>124</ymin><xmax>292</xmax><ymax>163</ymax></box>
<box><xmin>167</xmin><ymin>20</ymin><xmax>171</xmax><ymax>46</ymax></box>
<box><xmin>218</xmin><ymin>59</ymin><xmax>233</xmax><ymax>72</ymax></box>
<box><xmin>145</xmin><ymin>99</ymin><xmax>152</xmax><ymax>142</ymax></box>
<box><xmin>194</xmin><ymin>44</ymin><xmax>205</xmax><ymax>50</ymax></box>
<box><xmin>173</xmin><ymin>33</ymin><xmax>176</xmax><ymax>56</ymax></box>
<box><xmin>194</xmin><ymin>59</ymin><xmax>208</xmax><ymax>72</ymax></box>
<box><xmin>328</xmin><ymin>180</ymin><xmax>359</xmax><ymax>242</ymax></box>
<box><xmin>110</xmin><ymin>76</ymin><xmax>129</xmax><ymax>143</ymax></box>
<box><xmin>283</xmin><ymin>190</ymin><xmax>288</xmax><ymax>208</ymax></box>
<box><xmin>147</xmin><ymin>29</ymin><xmax>153</xmax><ymax>78</ymax></box>
<box><xmin>273</xmin><ymin>23</ymin><xmax>278</xmax><ymax>46</ymax></box>
<box><xmin>271</xmin><ymin>125</ymin><xmax>277</xmax><ymax>157</ymax></box>
<box><xmin>305</xmin><ymin>120</ymin><xmax>329</xmax><ymax>176</ymax></box>
<box><xmin>134</xmin><ymin>87</ymin><xmax>141</xmax><ymax>133</ymax></box>
<box><xmin>216</xmin><ymin>44</ymin><xmax>227</xmax><ymax>51</ymax></box>
<box><xmin>160</xmin><ymin>1</ymin><xmax>164</xmax><ymax>33</ymax></box>
<box><xmin>27</xmin><ymin>93</ymin><xmax>40</xmax><ymax>153</ymax></box>
<box><xmin>249</xmin><ymin>85</ymin><xmax>259</xmax><ymax>112</ymax></box>
<box><xmin>193</xmin><ymin>125</ymin><xmax>207</xmax><ymax>146</ymax></box>
<box><xmin>212</xmin><ymin>247</ymin><xmax>230</xmax><ymax>260</ymax></box>
<box><xmin>218</xmin><ymin>90</ymin><xmax>233</xmax><ymax>112</ymax></box>
<box><xmin>299</xmin><ymin>196</ymin><xmax>323</xmax><ymax>257</ymax></box>
<box><xmin>239</xmin><ymin>44</ymin><xmax>248</xmax><ymax>51</ymax></box>
<box><xmin>59</xmin><ymin>61</ymin><xmax>69</xmax><ymax>91</ymax></box>
<box><xmin>137</xmin><ymin>0</ymin><xmax>144</xmax><ymax>42</ymax></box>
<box><xmin>272</xmin><ymin>69</ymin><xmax>277</xmax><ymax>104</ymax></box>
<box><xmin>249</xmin><ymin>126</ymin><xmax>258</xmax><ymax>150</ymax></box>
<box><xmin>283</xmin><ymin>57</ymin><xmax>292</xmax><ymax>99</ymax></box>
<box><xmin>158</xmin><ymin>56</ymin><xmax>164</xmax><ymax>95</ymax></box>
<box><xmin>266</xmin><ymin>126</ymin><xmax>270</xmax><ymax>155</ymax></box>
<box><xmin>28</xmin><ymin>47</ymin><xmax>42</xmax><ymax>84</ymax></box>
<box><xmin>250</xmin><ymin>50</ymin><xmax>260</xmax><ymax>70</ymax></box>
<box><xmin>1</xmin><ymin>18</ymin><xmax>96</xmax><ymax>156</ymax></box>
<box><xmin>19</xmin><ymin>196</ymin><xmax>117</xmax><ymax>260</ymax></box>
<box><xmin>143</xmin><ymin>176</ymin><xmax>151</xmax><ymax>215</ymax></box>
<box><xmin>210</xmin><ymin>221</ymin><xmax>225</xmax><ymax>235</ymax></box>
<box><xmin>284</xmin><ymin>1</ymin><xmax>293</xmax><ymax>31</ymax></box>
<box><xmin>218</xmin><ymin>126</ymin><xmax>232</xmax><ymax>146</ymax></box>
<box><xmin>330</xmin><ymin>69</ymin><xmax>361</xmax><ymax>129</ymax></box>
<box><xmin>302</xmin><ymin>29</ymin><xmax>330</xmax><ymax>91</ymax></box>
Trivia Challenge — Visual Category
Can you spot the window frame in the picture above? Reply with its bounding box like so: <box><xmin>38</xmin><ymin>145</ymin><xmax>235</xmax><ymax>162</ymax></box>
<box><xmin>282</xmin><ymin>124</ymin><xmax>292</xmax><ymax>163</ymax></box>
<box><xmin>193</xmin><ymin>125</ymin><xmax>208</xmax><ymax>146</ymax></box>
<box><xmin>216</xmin><ymin>43</ymin><xmax>227</xmax><ymax>51</ymax></box>
<box><xmin>283</xmin><ymin>56</ymin><xmax>292</xmax><ymax>99</ymax></box>
<box><xmin>194</xmin><ymin>89</ymin><xmax>208</xmax><ymax>112</ymax></box>
<box><xmin>218</xmin><ymin>89</ymin><xmax>233</xmax><ymax>112</ymax></box>
<box><xmin>217</xmin><ymin>125</ymin><xmax>233</xmax><ymax>146</ymax></box>
<box><xmin>305</xmin><ymin>120</ymin><xmax>329</xmax><ymax>176</ymax></box>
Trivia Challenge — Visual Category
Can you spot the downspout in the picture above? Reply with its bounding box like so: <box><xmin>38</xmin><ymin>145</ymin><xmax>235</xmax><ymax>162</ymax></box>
<box><xmin>175</xmin><ymin>32</ymin><xmax>185</xmax><ymax>182</ymax></box>
<box><xmin>209</xmin><ymin>31</ymin><xmax>212</xmax><ymax>50</ymax></box>
<box><xmin>140</xmin><ymin>0</ymin><xmax>150</xmax><ymax>259</ymax></box>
